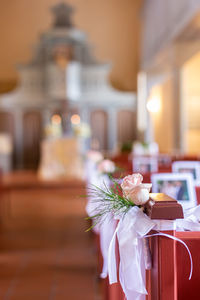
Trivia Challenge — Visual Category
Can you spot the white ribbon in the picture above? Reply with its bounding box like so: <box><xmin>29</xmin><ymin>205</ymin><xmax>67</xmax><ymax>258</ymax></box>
<box><xmin>143</xmin><ymin>232</ymin><xmax>193</xmax><ymax>280</ymax></box>
<box><xmin>100</xmin><ymin>214</ymin><xmax>117</xmax><ymax>278</ymax></box>
<box><xmin>176</xmin><ymin>205</ymin><xmax>200</xmax><ymax>231</ymax></box>
<box><xmin>86</xmin><ymin>173</ymin><xmax>117</xmax><ymax>277</ymax></box>
<box><xmin>107</xmin><ymin>205</ymin><xmax>198</xmax><ymax>300</ymax></box>
<box><xmin>108</xmin><ymin>207</ymin><xmax>155</xmax><ymax>300</ymax></box>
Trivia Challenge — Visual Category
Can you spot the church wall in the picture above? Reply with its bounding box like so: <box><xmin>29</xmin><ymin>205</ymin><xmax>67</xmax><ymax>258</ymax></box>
<box><xmin>146</xmin><ymin>35</ymin><xmax>200</xmax><ymax>155</ymax></box>
<box><xmin>140</xmin><ymin>0</ymin><xmax>200</xmax><ymax>153</ymax></box>
<box><xmin>141</xmin><ymin>0</ymin><xmax>200</xmax><ymax>70</ymax></box>
<box><xmin>181</xmin><ymin>51</ymin><xmax>200</xmax><ymax>154</ymax></box>
<box><xmin>0</xmin><ymin>0</ymin><xmax>141</xmax><ymax>93</ymax></box>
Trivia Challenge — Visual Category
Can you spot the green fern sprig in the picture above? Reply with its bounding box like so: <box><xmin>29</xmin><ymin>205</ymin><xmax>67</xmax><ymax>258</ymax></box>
<box><xmin>86</xmin><ymin>177</ymin><xmax>135</xmax><ymax>231</ymax></box>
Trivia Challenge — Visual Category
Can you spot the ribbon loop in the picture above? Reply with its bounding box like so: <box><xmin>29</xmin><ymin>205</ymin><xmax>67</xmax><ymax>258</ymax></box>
<box><xmin>143</xmin><ymin>232</ymin><xmax>193</xmax><ymax>280</ymax></box>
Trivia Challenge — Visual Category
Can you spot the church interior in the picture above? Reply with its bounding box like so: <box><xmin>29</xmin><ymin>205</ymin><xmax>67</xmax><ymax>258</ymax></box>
<box><xmin>0</xmin><ymin>1</ymin><xmax>200</xmax><ymax>299</ymax></box>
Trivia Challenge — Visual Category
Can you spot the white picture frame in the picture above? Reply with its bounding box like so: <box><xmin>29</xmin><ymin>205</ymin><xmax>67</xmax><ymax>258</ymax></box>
<box><xmin>172</xmin><ymin>161</ymin><xmax>200</xmax><ymax>185</ymax></box>
<box><xmin>133</xmin><ymin>156</ymin><xmax>158</xmax><ymax>174</ymax></box>
<box><xmin>151</xmin><ymin>173</ymin><xmax>197</xmax><ymax>209</ymax></box>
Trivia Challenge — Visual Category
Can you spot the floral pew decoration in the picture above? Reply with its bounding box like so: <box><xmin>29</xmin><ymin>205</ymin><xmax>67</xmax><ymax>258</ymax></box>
<box><xmin>85</xmin><ymin>150</ymin><xmax>104</xmax><ymax>184</ymax></box>
<box><xmin>86</xmin><ymin>173</ymin><xmax>200</xmax><ymax>300</ymax></box>
<box><xmin>97</xmin><ymin>159</ymin><xmax>116</xmax><ymax>177</ymax></box>
<box><xmin>85</xmin><ymin>155</ymin><xmax>117</xmax><ymax>221</ymax></box>
<box><xmin>85</xmin><ymin>156</ymin><xmax>118</xmax><ymax>277</ymax></box>
<box><xmin>85</xmin><ymin>150</ymin><xmax>104</xmax><ymax>235</ymax></box>
<box><xmin>86</xmin><ymin>173</ymin><xmax>153</xmax><ymax>291</ymax></box>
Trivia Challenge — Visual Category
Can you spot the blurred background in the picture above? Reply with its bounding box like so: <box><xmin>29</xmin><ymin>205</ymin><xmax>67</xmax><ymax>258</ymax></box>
<box><xmin>0</xmin><ymin>0</ymin><xmax>140</xmax><ymax>172</ymax></box>
<box><xmin>1</xmin><ymin>0</ymin><xmax>200</xmax><ymax>172</ymax></box>
<box><xmin>0</xmin><ymin>0</ymin><xmax>200</xmax><ymax>299</ymax></box>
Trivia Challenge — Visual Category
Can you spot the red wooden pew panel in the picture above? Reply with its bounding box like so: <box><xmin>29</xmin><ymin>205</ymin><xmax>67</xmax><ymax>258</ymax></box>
<box><xmin>108</xmin><ymin>235</ymin><xmax>124</xmax><ymax>300</ymax></box>
<box><xmin>108</xmin><ymin>283</ymin><xmax>124</xmax><ymax>300</ymax></box>
<box><xmin>148</xmin><ymin>231</ymin><xmax>200</xmax><ymax>300</ymax></box>
<box><xmin>175</xmin><ymin>231</ymin><xmax>200</xmax><ymax>300</ymax></box>
<box><xmin>147</xmin><ymin>231</ymin><xmax>177</xmax><ymax>300</ymax></box>
<box><xmin>195</xmin><ymin>186</ymin><xmax>200</xmax><ymax>204</ymax></box>
<box><xmin>100</xmin><ymin>230</ymin><xmax>200</xmax><ymax>300</ymax></box>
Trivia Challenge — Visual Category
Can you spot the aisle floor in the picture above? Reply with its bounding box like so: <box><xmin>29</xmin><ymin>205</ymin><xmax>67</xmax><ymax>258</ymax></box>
<box><xmin>0</xmin><ymin>174</ymin><xmax>100</xmax><ymax>300</ymax></box>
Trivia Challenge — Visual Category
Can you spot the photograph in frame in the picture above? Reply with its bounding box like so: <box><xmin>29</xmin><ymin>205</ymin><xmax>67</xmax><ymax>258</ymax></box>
<box><xmin>157</xmin><ymin>154</ymin><xmax>172</xmax><ymax>167</ymax></box>
<box><xmin>172</xmin><ymin>161</ymin><xmax>200</xmax><ymax>185</ymax></box>
<box><xmin>151</xmin><ymin>173</ymin><xmax>197</xmax><ymax>209</ymax></box>
<box><xmin>132</xmin><ymin>156</ymin><xmax>158</xmax><ymax>174</ymax></box>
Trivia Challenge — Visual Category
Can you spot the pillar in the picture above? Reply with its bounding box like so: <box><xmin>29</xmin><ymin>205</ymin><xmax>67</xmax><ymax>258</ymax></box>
<box><xmin>107</xmin><ymin>108</ymin><xmax>117</xmax><ymax>152</ymax></box>
<box><xmin>171</xmin><ymin>67</ymin><xmax>184</xmax><ymax>154</ymax></box>
<box><xmin>14</xmin><ymin>110</ymin><xmax>24</xmax><ymax>169</ymax></box>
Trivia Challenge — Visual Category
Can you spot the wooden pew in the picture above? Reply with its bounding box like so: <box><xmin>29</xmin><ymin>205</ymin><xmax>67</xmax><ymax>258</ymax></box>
<box><xmin>100</xmin><ymin>194</ymin><xmax>200</xmax><ymax>300</ymax></box>
<box><xmin>147</xmin><ymin>230</ymin><xmax>200</xmax><ymax>300</ymax></box>
<box><xmin>102</xmin><ymin>229</ymin><xmax>179</xmax><ymax>300</ymax></box>
<box><xmin>147</xmin><ymin>230</ymin><xmax>177</xmax><ymax>300</ymax></box>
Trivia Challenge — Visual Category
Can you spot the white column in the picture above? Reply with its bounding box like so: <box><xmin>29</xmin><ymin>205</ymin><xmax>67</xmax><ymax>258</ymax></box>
<box><xmin>107</xmin><ymin>108</ymin><xmax>117</xmax><ymax>152</ymax></box>
<box><xmin>171</xmin><ymin>67</ymin><xmax>184</xmax><ymax>153</ymax></box>
<box><xmin>137</xmin><ymin>72</ymin><xmax>149</xmax><ymax>142</ymax></box>
<box><xmin>80</xmin><ymin>107</ymin><xmax>91</xmax><ymax>153</ymax></box>
<box><xmin>145</xmin><ymin>111</ymin><xmax>154</xmax><ymax>144</ymax></box>
<box><xmin>14</xmin><ymin>110</ymin><xmax>24</xmax><ymax>169</ymax></box>
<box><xmin>80</xmin><ymin>106</ymin><xmax>90</xmax><ymax>124</ymax></box>
<box><xmin>42</xmin><ymin>109</ymin><xmax>52</xmax><ymax>128</ymax></box>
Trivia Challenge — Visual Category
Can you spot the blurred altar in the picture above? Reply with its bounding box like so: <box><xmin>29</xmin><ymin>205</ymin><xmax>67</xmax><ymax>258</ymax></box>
<box><xmin>0</xmin><ymin>3</ymin><xmax>136</xmax><ymax>174</ymax></box>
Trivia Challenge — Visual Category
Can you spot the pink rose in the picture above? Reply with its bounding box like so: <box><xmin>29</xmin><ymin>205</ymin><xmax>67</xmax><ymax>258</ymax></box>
<box><xmin>98</xmin><ymin>159</ymin><xmax>115</xmax><ymax>174</ymax></box>
<box><xmin>121</xmin><ymin>173</ymin><xmax>152</xmax><ymax>205</ymax></box>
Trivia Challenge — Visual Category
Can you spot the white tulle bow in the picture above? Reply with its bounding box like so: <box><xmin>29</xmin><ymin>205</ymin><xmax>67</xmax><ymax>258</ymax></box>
<box><xmin>108</xmin><ymin>205</ymin><xmax>198</xmax><ymax>300</ymax></box>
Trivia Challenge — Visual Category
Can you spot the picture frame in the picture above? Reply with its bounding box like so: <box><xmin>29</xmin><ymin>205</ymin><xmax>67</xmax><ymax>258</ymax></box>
<box><xmin>151</xmin><ymin>173</ymin><xmax>197</xmax><ymax>209</ymax></box>
<box><xmin>172</xmin><ymin>161</ymin><xmax>200</xmax><ymax>185</ymax></box>
<box><xmin>157</xmin><ymin>154</ymin><xmax>172</xmax><ymax>167</ymax></box>
<box><xmin>132</xmin><ymin>156</ymin><xmax>158</xmax><ymax>174</ymax></box>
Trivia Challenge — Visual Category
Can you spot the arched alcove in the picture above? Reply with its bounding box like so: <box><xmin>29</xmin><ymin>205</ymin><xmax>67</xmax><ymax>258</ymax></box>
<box><xmin>90</xmin><ymin>110</ymin><xmax>108</xmax><ymax>151</ymax></box>
<box><xmin>23</xmin><ymin>111</ymin><xmax>42</xmax><ymax>169</ymax></box>
<box><xmin>117</xmin><ymin>110</ymin><xmax>136</xmax><ymax>145</ymax></box>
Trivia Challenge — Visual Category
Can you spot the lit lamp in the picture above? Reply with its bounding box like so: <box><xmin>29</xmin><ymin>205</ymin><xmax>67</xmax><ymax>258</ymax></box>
<box><xmin>146</xmin><ymin>97</ymin><xmax>161</xmax><ymax>113</ymax></box>
<box><xmin>0</xmin><ymin>134</ymin><xmax>13</xmax><ymax>172</ymax></box>
<box><xmin>71</xmin><ymin>114</ymin><xmax>81</xmax><ymax>136</ymax></box>
<box><xmin>71</xmin><ymin>114</ymin><xmax>91</xmax><ymax>139</ymax></box>
<box><xmin>70</xmin><ymin>114</ymin><xmax>91</xmax><ymax>154</ymax></box>
<box><xmin>71</xmin><ymin>114</ymin><xmax>81</xmax><ymax>126</ymax></box>
<box><xmin>51</xmin><ymin>114</ymin><xmax>62</xmax><ymax>137</ymax></box>
<box><xmin>145</xmin><ymin>95</ymin><xmax>161</xmax><ymax>144</ymax></box>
